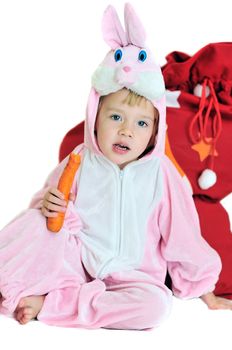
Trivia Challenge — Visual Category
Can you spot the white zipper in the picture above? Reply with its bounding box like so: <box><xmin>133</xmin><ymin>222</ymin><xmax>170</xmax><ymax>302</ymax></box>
<box><xmin>118</xmin><ymin>169</ymin><xmax>124</xmax><ymax>255</ymax></box>
<box><xmin>96</xmin><ymin>167</ymin><xmax>125</xmax><ymax>278</ymax></box>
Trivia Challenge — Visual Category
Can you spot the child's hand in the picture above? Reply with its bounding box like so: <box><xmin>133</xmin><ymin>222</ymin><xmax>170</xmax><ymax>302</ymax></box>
<box><xmin>200</xmin><ymin>292</ymin><xmax>232</xmax><ymax>310</ymax></box>
<box><xmin>41</xmin><ymin>188</ymin><xmax>74</xmax><ymax>218</ymax></box>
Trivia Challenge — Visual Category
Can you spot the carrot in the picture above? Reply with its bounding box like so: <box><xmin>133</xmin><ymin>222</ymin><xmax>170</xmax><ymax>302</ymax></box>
<box><xmin>47</xmin><ymin>153</ymin><xmax>81</xmax><ymax>232</ymax></box>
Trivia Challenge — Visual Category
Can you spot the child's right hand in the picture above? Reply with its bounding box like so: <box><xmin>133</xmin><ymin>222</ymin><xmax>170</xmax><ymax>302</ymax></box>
<box><xmin>41</xmin><ymin>188</ymin><xmax>74</xmax><ymax>218</ymax></box>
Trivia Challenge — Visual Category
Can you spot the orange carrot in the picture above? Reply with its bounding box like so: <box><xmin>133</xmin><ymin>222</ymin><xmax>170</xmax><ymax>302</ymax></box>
<box><xmin>47</xmin><ymin>153</ymin><xmax>81</xmax><ymax>233</ymax></box>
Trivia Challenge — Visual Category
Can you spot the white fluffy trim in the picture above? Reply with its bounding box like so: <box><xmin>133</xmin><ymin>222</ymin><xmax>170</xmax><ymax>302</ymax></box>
<box><xmin>198</xmin><ymin>169</ymin><xmax>217</xmax><ymax>190</ymax></box>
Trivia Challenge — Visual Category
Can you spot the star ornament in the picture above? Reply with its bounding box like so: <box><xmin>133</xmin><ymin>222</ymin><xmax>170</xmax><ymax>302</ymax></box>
<box><xmin>191</xmin><ymin>137</ymin><xmax>218</xmax><ymax>162</ymax></box>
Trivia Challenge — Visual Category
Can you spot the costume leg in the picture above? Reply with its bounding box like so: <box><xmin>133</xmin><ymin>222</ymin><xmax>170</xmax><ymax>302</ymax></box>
<box><xmin>38</xmin><ymin>271</ymin><xmax>172</xmax><ymax>330</ymax></box>
<box><xmin>97</xmin><ymin>278</ymin><xmax>172</xmax><ymax>330</ymax></box>
<box><xmin>0</xmin><ymin>208</ymin><xmax>87</xmax><ymax>314</ymax></box>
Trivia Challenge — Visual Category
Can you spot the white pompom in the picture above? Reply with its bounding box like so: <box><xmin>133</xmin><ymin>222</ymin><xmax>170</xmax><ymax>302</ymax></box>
<box><xmin>198</xmin><ymin>169</ymin><xmax>217</xmax><ymax>190</ymax></box>
<box><xmin>193</xmin><ymin>84</ymin><xmax>210</xmax><ymax>98</ymax></box>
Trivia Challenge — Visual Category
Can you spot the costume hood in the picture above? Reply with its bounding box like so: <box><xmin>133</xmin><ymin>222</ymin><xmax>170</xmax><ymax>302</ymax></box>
<box><xmin>84</xmin><ymin>3</ymin><xmax>166</xmax><ymax>162</ymax></box>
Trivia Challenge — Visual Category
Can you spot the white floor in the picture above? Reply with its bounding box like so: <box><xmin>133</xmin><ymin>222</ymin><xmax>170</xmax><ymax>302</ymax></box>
<box><xmin>0</xmin><ymin>297</ymin><xmax>231</xmax><ymax>350</ymax></box>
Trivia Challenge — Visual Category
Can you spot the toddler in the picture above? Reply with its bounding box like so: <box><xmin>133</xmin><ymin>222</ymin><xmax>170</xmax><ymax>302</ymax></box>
<box><xmin>0</xmin><ymin>3</ymin><xmax>231</xmax><ymax>329</ymax></box>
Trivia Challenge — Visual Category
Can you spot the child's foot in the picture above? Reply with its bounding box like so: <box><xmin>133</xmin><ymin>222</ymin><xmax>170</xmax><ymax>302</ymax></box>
<box><xmin>15</xmin><ymin>295</ymin><xmax>45</xmax><ymax>325</ymax></box>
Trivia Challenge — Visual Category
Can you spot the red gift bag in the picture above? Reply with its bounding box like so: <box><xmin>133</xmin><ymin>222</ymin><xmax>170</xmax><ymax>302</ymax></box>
<box><xmin>59</xmin><ymin>121</ymin><xmax>84</xmax><ymax>162</ymax></box>
<box><xmin>163</xmin><ymin>42</ymin><xmax>232</xmax><ymax>298</ymax></box>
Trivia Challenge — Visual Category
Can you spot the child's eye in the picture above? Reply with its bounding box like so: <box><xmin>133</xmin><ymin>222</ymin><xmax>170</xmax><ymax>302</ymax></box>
<box><xmin>111</xmin><ymin>114</ymin><xmax>122</xmax><ymax>121</ymax></box>
<box><xmin>114</xmin><ymin>49</ymin><xmax>123</xmax><ymax>62</ymax></box>
<box><xmin>138</xmin><ymin>50</ymin><xmax>147</xmax><ymax>62</ymax></box>
<box><xmin>137</xmin><ymin>120</ymin><xmax>148</xmax><ymax>127</ymax></box>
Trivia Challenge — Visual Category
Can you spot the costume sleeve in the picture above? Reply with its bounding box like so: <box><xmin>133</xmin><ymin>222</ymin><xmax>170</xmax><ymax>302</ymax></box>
<box><xmin>29</xmin><ymin>144</ymin><xmax>84</xmax><ymax>209</ymax></box>
<box><xmin>158</xmin><ymin>156</ymin><xmax>222</xmax><ymax>299</ymax></box>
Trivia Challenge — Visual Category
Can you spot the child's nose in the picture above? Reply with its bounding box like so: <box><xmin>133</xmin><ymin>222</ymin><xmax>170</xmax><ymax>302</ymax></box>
<box><xmin>118</xmin><ymin>124</ymin><xmax>133</xmax><ymax>137</ymax></box>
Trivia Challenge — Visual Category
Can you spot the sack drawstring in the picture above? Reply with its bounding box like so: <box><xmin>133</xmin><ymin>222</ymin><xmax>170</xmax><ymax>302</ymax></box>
<box><xmin>189</xmin><ymin>78</ymin><xmax>222</xmax><ymax>189</ymax></box>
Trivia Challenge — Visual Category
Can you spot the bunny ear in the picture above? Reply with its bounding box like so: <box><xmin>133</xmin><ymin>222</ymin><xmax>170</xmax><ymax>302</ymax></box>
<box><xmin>124</xmin><ymin>3</ymin><xmax>146</xmax><ymax>47</ymax></box>
<box><xmin>102</xmin><ymin>5</ymin><xmax>128</xmax><ymax>49</ymax></box>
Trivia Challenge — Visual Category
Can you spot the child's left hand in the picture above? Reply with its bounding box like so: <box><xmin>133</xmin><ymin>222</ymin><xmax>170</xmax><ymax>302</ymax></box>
<box><xmin>200</xmin><ymin>292</ymin><xmax>232</xmax><ymax>310</ymax></box>
<box><xmin>41</xmin><ymin>187</ymin><xmax>75</xmax><ymax>218</ymax></box>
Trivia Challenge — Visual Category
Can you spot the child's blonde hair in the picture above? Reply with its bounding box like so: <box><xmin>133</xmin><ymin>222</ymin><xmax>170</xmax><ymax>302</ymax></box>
<box><xmin>98</xmin><ymin>89</ymin><xmax>159</xmax><ymax>120</ymax></box>
<box><xmin>122</xmin><ymin>90</ymin><xmax>147</xmax><ymax>106</ymax></box>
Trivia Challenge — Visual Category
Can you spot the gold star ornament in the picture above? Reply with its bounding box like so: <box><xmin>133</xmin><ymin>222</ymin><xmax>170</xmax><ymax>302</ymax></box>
<box><xmin>191</xmin><ymin>137</ymin><xmax>218</xmax><ymax>162</ymax></box>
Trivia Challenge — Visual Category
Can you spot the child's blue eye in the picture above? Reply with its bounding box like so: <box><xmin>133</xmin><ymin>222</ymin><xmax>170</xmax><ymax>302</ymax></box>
<box><xmin>114</xmin><ymin>49</ymin><xmax>123</xmax><ymax>62</ymax></box>
<box><xmin>111</xmin><ymin>114</ymin><xmax>121</xmax><ymax>121</ymax></box>
<box><xmin>138</xmin><ymin>120</ymin><xmax>148</xmax><ymax>127</ymax></box>
<box><xmin>138</xmin><ymin>50</ymin><xmax>147</xmax><ymax>62</ymax></box>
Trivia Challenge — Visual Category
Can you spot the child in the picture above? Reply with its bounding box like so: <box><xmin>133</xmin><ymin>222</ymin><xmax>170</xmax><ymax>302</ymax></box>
<box><xmin>0</xmin><ymin>4</ymin><xmax>231</xmax><ymax>329</ymax></box>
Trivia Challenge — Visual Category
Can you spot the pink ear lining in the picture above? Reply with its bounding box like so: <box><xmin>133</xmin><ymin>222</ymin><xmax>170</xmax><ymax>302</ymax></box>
<box><xmin>101</xmin><ymin>4</ymin><xmax>147</xmax><ymax>50</ymax></box>
<box><xmin>124</xmin><ymin>3</ymin><xmax>146</xmax><ymax>47</ymax></box>
<box><xmin>102</xmin><ymin>5</ymin><xmax>128</xmax><ymax>49</ymax></box>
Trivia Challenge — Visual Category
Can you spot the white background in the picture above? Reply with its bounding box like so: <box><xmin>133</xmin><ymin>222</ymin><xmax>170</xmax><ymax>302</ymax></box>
<box><xmin>0</xmin><ymin>0</ymin><xmax>231</xmax><ymax>349</ymax></box>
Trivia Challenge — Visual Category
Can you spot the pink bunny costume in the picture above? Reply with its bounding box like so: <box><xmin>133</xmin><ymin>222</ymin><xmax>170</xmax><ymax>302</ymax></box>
<box><xmin>0</xmin><ymin>4</ymin><xmax>221</xmax><ymax>330</ymax></box>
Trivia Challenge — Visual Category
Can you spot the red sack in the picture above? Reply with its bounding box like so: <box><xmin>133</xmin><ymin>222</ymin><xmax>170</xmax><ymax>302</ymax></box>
<box><xmin>59</xmin><ymin>121</ymin><xmax>84</xmax><ymax>162</ymax></box>
<box><xmin>162</xmin><ymin>42</ymin><xmax>232</xmax><ymax>298</ymax></box>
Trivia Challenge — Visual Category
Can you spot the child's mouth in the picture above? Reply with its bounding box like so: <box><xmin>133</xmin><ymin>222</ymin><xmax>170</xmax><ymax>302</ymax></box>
<box><xmin>113</xmin><ymin>143</ymin><xmax>130</xmax><ymax>154</ymax></box>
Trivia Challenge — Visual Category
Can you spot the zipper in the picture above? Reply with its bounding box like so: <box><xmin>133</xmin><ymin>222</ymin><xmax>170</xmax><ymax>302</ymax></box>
<box><xmin>118</xmin><ymin>169</ymin><xmax>124</xmax><ymax>256</ymax></box>
<box><xmin>97</xmin><ymin>167</ymin><xmax>124</xmax><ymax>279</ymax></box>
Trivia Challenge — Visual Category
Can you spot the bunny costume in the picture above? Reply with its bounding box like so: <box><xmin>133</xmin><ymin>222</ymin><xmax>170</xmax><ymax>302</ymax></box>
<box><xmin>0</xmin><ymin>4</ymin><xmax>221</xmax><ymax>330</ymax></box>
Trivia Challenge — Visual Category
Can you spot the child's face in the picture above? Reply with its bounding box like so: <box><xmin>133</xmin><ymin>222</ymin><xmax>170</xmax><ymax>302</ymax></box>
<box><xmin>95</xmin><ymin>89</ymin><xmax>157</xmax><ymax>169</ymax></box>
